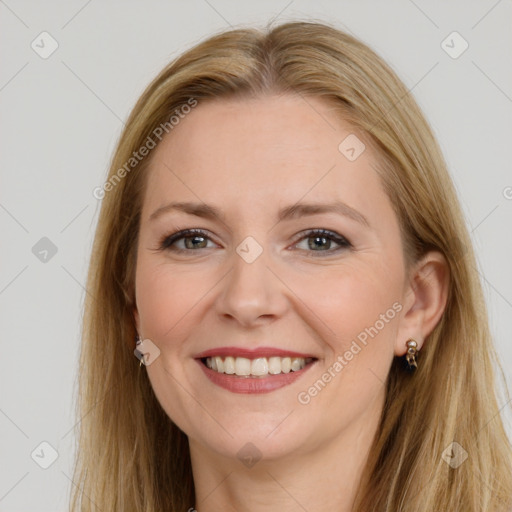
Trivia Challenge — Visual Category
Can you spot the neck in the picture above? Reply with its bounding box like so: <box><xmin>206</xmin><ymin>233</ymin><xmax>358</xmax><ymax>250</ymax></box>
<box><xmin>189</xmin><ymin>392</ymin><xmax>384</xmax><ymax>512</ymax></box>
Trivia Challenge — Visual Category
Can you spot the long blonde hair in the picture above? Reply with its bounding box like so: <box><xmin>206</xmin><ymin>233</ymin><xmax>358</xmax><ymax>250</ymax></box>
<box><xmin>70</xmin><ymin>21</ymin><xmax>512</xmax><ymax>511</ymax></box>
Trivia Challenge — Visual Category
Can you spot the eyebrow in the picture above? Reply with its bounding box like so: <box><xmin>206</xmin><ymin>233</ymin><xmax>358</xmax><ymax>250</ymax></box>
<box><xmin>149</xmin><ymin>200</ymin><xmax>370</xmax><ymax>227</ymax></box>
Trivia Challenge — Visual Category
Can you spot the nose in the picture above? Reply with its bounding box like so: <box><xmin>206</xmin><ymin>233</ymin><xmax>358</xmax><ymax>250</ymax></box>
<box><xmin>215</xmin><ymin>245</ymin><xmax>288</xmax><ymax>328</ymax></box>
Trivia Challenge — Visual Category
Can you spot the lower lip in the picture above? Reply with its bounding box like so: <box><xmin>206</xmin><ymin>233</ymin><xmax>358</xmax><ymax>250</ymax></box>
<box><xmin>196</xmin><ymin>359</ymin><xmax>315</xmax><ymax>394</ymax></box>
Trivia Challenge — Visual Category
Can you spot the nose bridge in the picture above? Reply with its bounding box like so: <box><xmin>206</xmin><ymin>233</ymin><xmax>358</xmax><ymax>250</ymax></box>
<box><xmin>216</xmin><ymin>237</ymin><xmax>285</xmax><ymax>325</ymax></box>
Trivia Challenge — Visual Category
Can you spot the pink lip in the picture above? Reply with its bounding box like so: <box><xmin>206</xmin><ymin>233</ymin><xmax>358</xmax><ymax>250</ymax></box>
<box><xmin>197</xmin><ymin>359</ymin><xmax>316</xmax><ymax>394</ymax></box>
<box><xmin>195</xmin><ymin>346</ymin><xmax>316</xmax><ymax>359</ymax></box>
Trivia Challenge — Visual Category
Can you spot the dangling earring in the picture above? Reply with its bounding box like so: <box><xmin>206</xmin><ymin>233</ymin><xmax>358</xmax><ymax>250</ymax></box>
<box><xmin>404</xmin><ymin>339</ymin><xmax>418</xmax><ymax>372</ymax></box>
<box><xmin>135</xmin><ymin>334</ymin><xmax>144</xmax><ymax>368</ymax></box>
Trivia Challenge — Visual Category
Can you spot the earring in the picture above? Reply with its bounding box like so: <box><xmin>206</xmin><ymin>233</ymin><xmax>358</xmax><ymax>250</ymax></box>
<box><xmin>135</xmin><ymin>334</ymin><xmax>144</xmax><ymax>368</ymax></box>
<box><xmin>404</xmin><ymin>339</ymin><xmax>418</xmax><ymax>372</ymax></box>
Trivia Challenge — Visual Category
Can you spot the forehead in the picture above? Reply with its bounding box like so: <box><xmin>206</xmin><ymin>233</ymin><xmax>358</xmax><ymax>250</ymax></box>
<box><xmin>141</xmin><ymin>94</ymin><xmax>386</xmax><ymax>221</ymax></box>
<box><xmin>152</xmin><ymin>94</ymin><xmax>357</xmax><ymax>168</ymax></box>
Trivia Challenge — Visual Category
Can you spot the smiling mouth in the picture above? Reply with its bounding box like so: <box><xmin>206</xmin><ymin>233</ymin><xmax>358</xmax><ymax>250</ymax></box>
<box><xmin>200</xmin><ymin>356</ymin><xmax>317</xmax><ymax>378</ymax></box>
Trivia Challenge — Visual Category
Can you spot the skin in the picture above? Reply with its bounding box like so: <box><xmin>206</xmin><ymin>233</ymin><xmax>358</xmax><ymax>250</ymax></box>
<box><xmin>133</xmin><ymin>94</ymin><xmax>449</xmax><ymax>512</ymax></box>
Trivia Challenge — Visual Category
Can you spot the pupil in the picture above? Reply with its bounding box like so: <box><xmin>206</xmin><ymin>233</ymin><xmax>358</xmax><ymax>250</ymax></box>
<box><xmin>185</xmin><ymin>236</ymin><xmax>206</xmax><ymax>249</ymax></box>
<box><xmin>310</xmin><ymin>236</ymin><xmax>329</xmax><ymax>250</ymax></box>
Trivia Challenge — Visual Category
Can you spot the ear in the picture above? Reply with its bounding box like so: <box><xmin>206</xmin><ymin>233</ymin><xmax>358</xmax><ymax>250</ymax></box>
<box><xmin>395</xmin><ymin>251</ymin><xmax>450</xmax><ymax>356</ymax></box>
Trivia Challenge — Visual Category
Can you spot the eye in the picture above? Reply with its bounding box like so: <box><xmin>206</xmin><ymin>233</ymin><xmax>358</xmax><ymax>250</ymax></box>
<box><xmin>155</xmin><ymin>228</ymin><xmax>352</xmax><ymax>256</ymax></box>
<box><xmin>291</xmin><ymin>229</ymin><xmax>352</xmax><ymax>256</ymax></box>
<box><xmin>157</xmin><ymin>229</ymin><xmax>217</xmax><ymax>253</ymax></box>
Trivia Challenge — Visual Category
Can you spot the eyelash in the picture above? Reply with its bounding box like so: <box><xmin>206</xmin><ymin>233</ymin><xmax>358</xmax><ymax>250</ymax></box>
<box><xmin>156</xmin><ymin>228</ymin><xmax>352</xmax><ymax>256</ymax></box>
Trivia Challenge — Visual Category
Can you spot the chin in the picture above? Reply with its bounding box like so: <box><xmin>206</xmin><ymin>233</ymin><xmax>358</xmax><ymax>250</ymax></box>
<box><xmin>188</xmin><ymin>414</ymin><xmax>316</xmax><ymax>463</ymax></box>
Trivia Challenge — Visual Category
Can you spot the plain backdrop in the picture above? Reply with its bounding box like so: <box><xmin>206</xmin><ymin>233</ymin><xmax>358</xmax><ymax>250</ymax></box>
<box><xmin>0</xmin><ymin>1</ymin><xmax>511</xmax><ymax>510</ymax></box>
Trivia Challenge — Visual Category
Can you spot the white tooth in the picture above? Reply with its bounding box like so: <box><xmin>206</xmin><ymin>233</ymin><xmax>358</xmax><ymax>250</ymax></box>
<box><xmin>215</xmin><ymin>356</ymin><xmax>224</xmax><ymax>373</ymax></box>
<box><xmin>251</xmin><ymin>358</ymin><xmax>269</xmax><ymax>376</ymax></box>
<box><xmin>268</xmin><ymin>357</ymin><xmax>282</xmax><ymax>375</ymax></box>
<box><xmin>291</xmin><ymin>357</ymin><xmax>304</xmax><ymax>371</ymax></box>
<box><xmin>209</xmin><ymin>354</ymin><xmax>311</xmax><ymax>375</ymax></box>
<box><xmin>224</xmin><ymin>356</ymin><xmax>235</xmax><ymax>374</ymax></box>
<box><xmin>235</xmin><ymin>357</ymin><xmax>251</xmax><ymax>376</ymax></box>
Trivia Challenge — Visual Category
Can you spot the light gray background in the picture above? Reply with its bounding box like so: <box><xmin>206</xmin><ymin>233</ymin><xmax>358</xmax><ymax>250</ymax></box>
<box><xmin>1</xmin><ymin>1</ymin><xmax>511</xmax><ymax>510</ymax></box>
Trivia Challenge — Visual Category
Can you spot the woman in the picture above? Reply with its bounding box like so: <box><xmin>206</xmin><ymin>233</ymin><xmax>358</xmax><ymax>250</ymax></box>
<box><xmin>70</xmin><ymin>21</ymin><xmax>512</xmax><ymax>511</ymax></box>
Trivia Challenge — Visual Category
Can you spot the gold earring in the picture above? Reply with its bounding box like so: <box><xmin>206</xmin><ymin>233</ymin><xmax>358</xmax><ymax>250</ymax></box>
<box><xmin>404</xmin><ymin>339</ymin><xmax>418</xmax><ymax>372</ymax></box>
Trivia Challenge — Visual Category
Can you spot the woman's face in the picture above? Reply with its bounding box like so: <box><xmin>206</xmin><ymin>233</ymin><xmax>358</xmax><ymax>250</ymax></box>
<box><xmin>133</xmin><ymin>94</ymin><xmax>410</xmax><ymax>463</ymax></box>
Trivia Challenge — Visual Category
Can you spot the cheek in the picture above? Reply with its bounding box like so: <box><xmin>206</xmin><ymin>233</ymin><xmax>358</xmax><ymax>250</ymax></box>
<box><xmin>134</xmin><ymin>258</ymin><xmax>212</xmax><ymax>347</ymax></box>
<box><xmin>290</xmin><ymin>266</ymin><xmax>400</xmax><ymax>438</ymax></box>
<box><xmin>290</xmin><ymin>261</ymin><xmax>402</xmax><ymax>346</ymax></box>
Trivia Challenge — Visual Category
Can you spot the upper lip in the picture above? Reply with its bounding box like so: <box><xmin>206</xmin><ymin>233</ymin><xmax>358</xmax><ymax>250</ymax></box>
<box><xmin>195</xmin><ymin>346</ymin><xmax>318</xmax><ymax>359</ymax></box>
